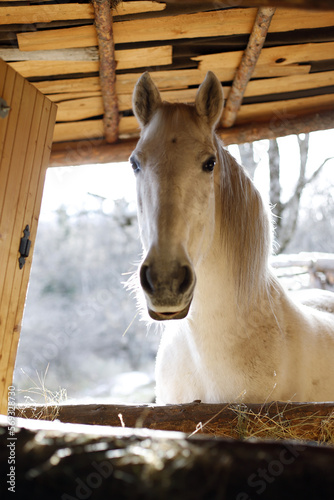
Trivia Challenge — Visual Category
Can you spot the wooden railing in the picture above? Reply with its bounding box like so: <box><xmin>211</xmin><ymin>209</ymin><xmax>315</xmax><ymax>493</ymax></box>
<box><xmin>271</xmin><ymin>252</ymin><xmax>334</xmax><ymax>291</ymax></box>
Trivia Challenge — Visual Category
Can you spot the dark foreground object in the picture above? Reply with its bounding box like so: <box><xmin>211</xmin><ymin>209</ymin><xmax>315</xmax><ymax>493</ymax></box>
<box><xmin>1</xmin><ymin>415</ymin><xmax>334</xmax><ymax>500</ymax></box>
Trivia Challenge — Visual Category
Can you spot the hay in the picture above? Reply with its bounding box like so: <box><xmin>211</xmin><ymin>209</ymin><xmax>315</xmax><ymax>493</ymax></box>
<box><xmin>202</xmin><ymin>403</ymin><xmax>334</xmax><ymax>445</ymax></box>
<box><xmin>16</xmin><ymin>367</ymin><xmax>66</xmax><ymax>421</ymax></box>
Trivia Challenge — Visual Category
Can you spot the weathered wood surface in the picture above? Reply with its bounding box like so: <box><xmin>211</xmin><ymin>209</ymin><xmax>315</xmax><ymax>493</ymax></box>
<box><xmin>51</xmin><ymin>94</ymin><xmax>334</xmax><ymax>142</ymax></box>
<box><xmin>6</xmin><ymin>46</ymin><xmax>172</xmax><ymax>77</ymax></box>
<box><xmin>16</xmin><ymin>9</ymin><xmax>258</xmax><ymax>51</ymax></box>
<box><xmin>16</xmin><ymin>401</ymin><xmax>334</xmax><ymax>441</ymax></box>
<box><xmin>194</xmin><ymin>41</ymin><xmax>334</xmax><ymax>76</ymax></box>
<box><xmin>16</xmin><ymin>8</ymin><xmax>334</xmax><ymax>51</ymax></box>
<box><xmin>47</xmin><ymin>70</ymin><xmax>334</xmax><ymax>123</ymax></box>
<box><xmin>92</xmin><ymin>0</ymin><xmax>119</xmax><ymax>143</ymax></box>
<box><xmin>0</xmin><ymin>1</ymin><xmax>166</xmax><ymax>24</ymax></box>
<box><xmin>1</xmin><ymin>415</ymin><xmax>334</xmax><ymax>499</ymax></box>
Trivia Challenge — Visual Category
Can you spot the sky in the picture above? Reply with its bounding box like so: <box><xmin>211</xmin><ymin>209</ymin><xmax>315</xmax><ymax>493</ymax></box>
<box><xmin>40</xmin><ymin>129</ymin><xmax>334</xmax><ymax>221</ymax></box>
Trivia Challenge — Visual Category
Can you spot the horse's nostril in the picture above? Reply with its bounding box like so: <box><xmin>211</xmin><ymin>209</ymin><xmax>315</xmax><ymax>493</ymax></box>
<box><xmin>179</xmin><ymin>265</ymin><xmax>193</xmax><ymax>294</ymax></box>
<box><xmin>140</xmin><ymin>264</ymin><xmax>154</xmax><ymax>294</ymax></box>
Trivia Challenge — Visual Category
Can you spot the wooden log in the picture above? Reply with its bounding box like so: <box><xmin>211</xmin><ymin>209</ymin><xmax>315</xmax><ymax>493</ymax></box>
<box><xmin>1</xmin><ymin>414</ymin><xmax>334</xmax><ymax>499</ymax></box>
<box><xmin>0</xmin><ymin>1</ymin><xmax>166</xmax><ymax>24</ymax></box>
<box><xmin>15</xmin><ymin>401</ymin><xmax>334</xmax><ymax>442</ymax></box>
<box><xmin>49</xmin><ymin>108</ymin><xmax>334</xmax><ymax>165</ymax></box>
<box><xmin>92</xmin><ymin>0</ymin><xmax>119</xmax><ymax>143</ymax></box>
<box><xmin>222</xmin><ymin>7</ymin><xmax>276</xmax><ymax>128</ymax></box>
<box><xmin>49</xmin><ymin>138</ymin><xmax>138</xmax><ymax>167</ymax></box>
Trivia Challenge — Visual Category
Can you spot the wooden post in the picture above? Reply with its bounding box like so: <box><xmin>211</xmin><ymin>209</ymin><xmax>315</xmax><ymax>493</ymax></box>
<box><xmin>92</xmin><ymin>0</ymin><xmax>119</xmax><ymax>143</ymax></box>
<box><xmin>0</xmin><ymin>60</ymin><xmax>57</xmax><ymax>414</ymax></box>
<box><xmin>222</xmin><ymin>7</ymin><xmax>276</xmax><ymax>128</ymax></box>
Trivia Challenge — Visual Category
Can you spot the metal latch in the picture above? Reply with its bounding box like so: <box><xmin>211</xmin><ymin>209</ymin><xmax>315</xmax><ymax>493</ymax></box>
<box><xmin>0</xmin><ymin>97</ymin><xmax>10</xmax><ymax>118</ymax></box>
<box><xmin>19</xmin><ymin>225</ymin><xmax>31</xmax><ymax>269</ymax></box>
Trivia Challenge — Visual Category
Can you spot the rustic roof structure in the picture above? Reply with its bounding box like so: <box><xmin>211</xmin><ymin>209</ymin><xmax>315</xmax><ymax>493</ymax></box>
<box><xmin>1</xmin><ymin>0</ymin><xmax>334</xmax><ymax>164</ymax></box>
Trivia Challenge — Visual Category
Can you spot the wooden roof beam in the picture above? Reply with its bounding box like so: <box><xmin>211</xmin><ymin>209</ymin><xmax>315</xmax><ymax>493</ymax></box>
<box><xmin>49</xmin><ymin>109</ymin><xmax>334</xmax><ymax>167</ymax></box>
<box><xmin>221</xmin><ymin>7</ymin><xmax>276</xmax><ymax>129</ymax></box>
<box><xmin>92</xmin><ymin>0</ymin><xmax>119</xmax><ymax>143</ymax></box>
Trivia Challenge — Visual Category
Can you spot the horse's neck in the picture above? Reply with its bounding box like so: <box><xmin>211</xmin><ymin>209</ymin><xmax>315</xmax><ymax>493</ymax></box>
<box><xmin>188</xmin><ymin>150</ymin><xmax>281</xmax><ymax>344</ymax></box>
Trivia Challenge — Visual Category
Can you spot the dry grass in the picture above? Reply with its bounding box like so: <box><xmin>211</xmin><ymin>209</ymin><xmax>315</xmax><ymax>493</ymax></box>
<box><xmin>16</xmin><ymin>367</ymin><xmax>67</xmax><ymax>421</ymax></box>
<box><xmin>202</xmin><ymin>403</ymin><xmax>334</xmax><ymax>446</ymax></box>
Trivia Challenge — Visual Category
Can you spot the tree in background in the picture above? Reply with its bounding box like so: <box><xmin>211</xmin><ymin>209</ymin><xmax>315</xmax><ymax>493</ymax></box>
<box><xmin>238</xmin><ymin>134</ymin><xmax>333</xmax><ymax>253</ymax></box>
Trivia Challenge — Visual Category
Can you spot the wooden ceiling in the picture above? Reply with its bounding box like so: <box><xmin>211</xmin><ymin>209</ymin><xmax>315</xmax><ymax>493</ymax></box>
<box><xmin>1</xmin><ymin>0</ymin><xmax>334</xmax><ymax>165</ymax></box>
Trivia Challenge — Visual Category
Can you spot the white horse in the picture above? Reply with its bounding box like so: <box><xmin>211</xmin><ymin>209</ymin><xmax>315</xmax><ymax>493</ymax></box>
<box><xmin>131</xmin><ymin>71</ymin><xmax>334</xmax><ymax>404</ymax></box>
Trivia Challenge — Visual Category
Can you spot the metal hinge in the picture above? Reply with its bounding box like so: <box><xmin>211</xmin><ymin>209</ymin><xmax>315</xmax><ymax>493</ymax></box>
<box><xmin>0</xmin><ymin>97</ymin><xmax>10</xmax><ymax>118</ymax></box>
<box><xmin>19</xmin><ymin>225</ymin><xmax>31</xmax><ymax>269</ymax></box>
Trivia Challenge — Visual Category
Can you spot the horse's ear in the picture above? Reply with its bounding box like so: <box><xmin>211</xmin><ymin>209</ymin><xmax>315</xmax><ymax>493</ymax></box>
<box><xmin>133</xmin><ymin>72</ymin><xmax>162</xmax><ymax>127</ymax></box>
<box><xmin>195</xmin><ymin>71</ymin><xmax>224</xmax><ymax>128</ymax></box>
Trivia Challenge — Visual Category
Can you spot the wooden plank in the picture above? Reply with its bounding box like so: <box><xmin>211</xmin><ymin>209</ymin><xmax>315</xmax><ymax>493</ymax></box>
<box><xmin>2</xmin><ymin>98</ymin><xmax>57</xmax><ymax>412</ymax></box>
<box><xmin>0</xmin><ymin>47</ymin><xmax>99</xmax><ymax>62</ymax></box>
<box><xmin>8</xmin><ymin>45</ymin><xmax>172</xmax><ymax>77</ymax></box>
<box><xmin>193</xmin><ymin>41</ymin><xmax>334</xmax><ymax>75</ymax></box>
<box><xmin>53</xmin><ymin>94</ymin><xmax>334</xmax><ymax>141</ymax></box>
<box><xmin>0</xmin><ymin>92</ymin><xmax>44</xmax><ymax>410</ymax></box>
<box><xmin>0</xmin><ymin>60</ymin><xmax>10</xmax><ymax>166</ymax></box>
<box><xmin>166</xmin><ymin>0</ymin><xmax>334</xmax><ymax>10</ymax></box>
<box><xmin>53</xmin><ymin>115</ymin><xmax>138</xmax><ymax>142</ymax></box>
<box><xmin>0</xmin><ymin>1</ymin><xmax>166</xmax><ymax>24</ymax></box>
<box><xmin>1</xmin><ymin>3</ymin><xmax>94</xmax><ymax>24</ymax></box>
<box><xmin>0</xmin><ymin>79</ymin><xmax>38</xmax><ymax>406</ymax></box>
<box><xmin>17</xmin><ymin>9</ymin><xmax>258</xmax><ymax>51</ymax></box>
<box><xmin>32</xmin><ymin>63</ymin><xmax>310</xmax><ymax>97</ymax></box>
<box><xmin>16</xmin><ymin>7</ymin><xmax>334</xmax><ymax>52</ymax></box>
<box><xmin>55</xmin><ymin>88</ymin><xmax>200</xmax><ymax>121</ymax></box>
<box><xmin>235</xmin><ymin>93</ymin><xmax>334</xmax><ymax>124</ymax></box>
<box><xmin>47</xmin><ymin>71</ymin><xmax>334</xmax><ymax>106</ymax></box>
<box><xmin>244</xmin><ymin>71</ymin><xmax>334</xmax><ymax>97</ymax></box>
<box><xmin>269</xmin><ymin>7</ymin><xmax>334</xmax><ymax>31</ymax></box>
<box><xmin>47</xmin><ymin>91</ymin><xmax>102</xmax><ymax>102</ymax></box>
<box><xmin>0</xmin><ymin>61</ymin><xmax>57</xmax><ymax>413</ymax></box>
<box><xmin>0</xmin><ymin>68</ymin><xmax>24</xmax><ymax>244</ymax></box>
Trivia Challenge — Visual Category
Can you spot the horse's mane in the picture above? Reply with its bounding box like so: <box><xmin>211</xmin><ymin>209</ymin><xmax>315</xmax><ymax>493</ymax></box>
<box><xmin>215</xmin><ymin>136</ymin><xmax>276</xmax><ymax>307</ymax></box>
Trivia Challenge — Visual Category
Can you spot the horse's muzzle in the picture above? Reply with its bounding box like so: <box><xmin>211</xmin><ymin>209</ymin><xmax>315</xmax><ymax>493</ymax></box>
<box><xmin>139</xmin><ymin>251</ymin><xmax>196</xmax><ymax>321</ymax></box>
<box><xmin>148</xmin><ymin>301</ymin><xmax>192</xmax><ymax>321</ymax></box>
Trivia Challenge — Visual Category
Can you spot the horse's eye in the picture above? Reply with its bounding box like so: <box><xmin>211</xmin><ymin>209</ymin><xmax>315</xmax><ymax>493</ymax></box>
<box><xmin>130</xmin><ymin>156</ymin><xmax>141</xmax><ymax>174</ymax></box>
<box><xmin>202</xmin><ymin>156</ymin><xmax>216</xmax><ymax>173</ymax></box>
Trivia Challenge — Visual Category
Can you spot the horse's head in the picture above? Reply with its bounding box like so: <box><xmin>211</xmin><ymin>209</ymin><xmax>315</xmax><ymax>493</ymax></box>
<box><xmin>131</xmin><ymin>71</ymin><xmax>224</xmax><ymax>321</ymax></box>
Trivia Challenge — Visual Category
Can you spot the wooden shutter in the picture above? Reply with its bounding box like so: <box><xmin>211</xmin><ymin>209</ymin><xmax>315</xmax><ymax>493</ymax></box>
<box><xmin>0</xmin><ymin>59</ymin><xmax>57</xmax><ymax>414</ymax></box>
